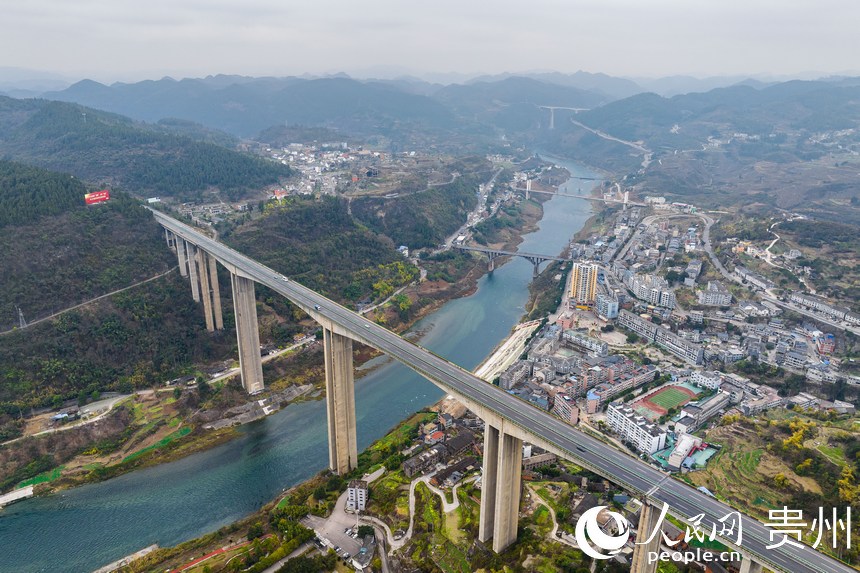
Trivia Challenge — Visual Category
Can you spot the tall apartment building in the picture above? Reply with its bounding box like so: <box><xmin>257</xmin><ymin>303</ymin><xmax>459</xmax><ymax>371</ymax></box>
<box><xmin>596</xmin><ymin>292</ymin><xmax>619</xmax><ymax>319</ymax></box>
<box><xmin>570</xmin><ymin>263</ymin><xmax>598</xmax><ymax>306</ymax></box>
<box><xmin>346</xmin><ymin>480</ymin><xmax>368</xmax><ymax>511</ymax></box>
<box><xmin>552</xmin><ymin>393</ymin><xmax>579</xmax><ymax>425</ymax></box>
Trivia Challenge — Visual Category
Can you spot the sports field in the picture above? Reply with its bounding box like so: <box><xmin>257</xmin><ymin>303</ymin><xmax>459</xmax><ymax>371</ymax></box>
<box><xmin>633</xmin><ymin>385</ymin><xmax>699</xmax><ymax>421</ymax></box>
<box><xmin>650</xmin><ymin>387</ymin><xmax>694</xmax><ymax>410</ymax></box>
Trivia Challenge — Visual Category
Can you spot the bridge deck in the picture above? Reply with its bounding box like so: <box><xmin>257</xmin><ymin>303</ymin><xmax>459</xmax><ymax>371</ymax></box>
<box><xmin>454</xmin><ymin>245</ymin><xmax>568</xmax><ymax>262</ymax></box>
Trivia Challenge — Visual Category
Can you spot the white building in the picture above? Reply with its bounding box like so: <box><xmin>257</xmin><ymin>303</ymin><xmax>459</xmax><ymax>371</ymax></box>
<box><xmin>606</xmin><ymin>404</ymin><xmax>667</xmax><ymax>454</ymax></box>
<box><xmin>346</xmin><ymin>480</ymin><xmax>368</xmax><ymax>512</ymax></box>
<box><xmin>563</xmin><ymin>329</ymin><xmax>609</xmax><ymax>357</ymax></box>
<box><xmin>596</xmin><ymin>293</ymin><xmax>619</xmax><ymax>319</ymax></box>
<box><xmin>691</xmin><ymin>371</ymin><xmax>723</xmax><ymax>390</ymax></box>
<box><xmin>697</xmin><ymin>281</ymin><xmax>732</xmax><ymax>307</ymax></box>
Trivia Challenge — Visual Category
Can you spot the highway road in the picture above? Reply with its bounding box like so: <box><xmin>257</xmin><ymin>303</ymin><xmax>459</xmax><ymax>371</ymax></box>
<box><xmin>150</xmin><ymin>208</ymin><xmax>853</xmax><ymax>573</ymax></box>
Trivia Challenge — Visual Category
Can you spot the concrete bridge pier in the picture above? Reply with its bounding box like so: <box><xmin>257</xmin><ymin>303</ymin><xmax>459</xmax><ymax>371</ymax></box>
<box><xmin>739</xmin><ymin>559</ymin><xmax>763</xmax><ymax>573</ymax></box>
<box><xmin>231</xmin><ymin>273</ymin><xmax>264</xmax><ymax>394</ymax></box>
<box><xmin>478</xmin><ymin>421</ymin><xmax>523</xmax><ymax>552</ymax></box>
<box><xmin>207</xmin><ymin>254</ymin><xmax>224</xmax><ymax>331</ymax></box>
<box><xmin>186</xmin><ymin>241</ymin><xmax>201</xmax><ymax>303</ymax></box>
<box><xmin>177</xmin><ymin>239</ymin><xmax>188</xmax><ymax>278</ymax></box>
<box><xmin>165</xmin><ymin>229</ymin><xmax>175</xmax><ymax>250</ymax></box>
<box><xmin>524</xmin><ymin>256</ymin><xmax>542</xmax><ymax>277</ymax></box>
<box><xmin>322</xmin><ymin>327</ymin><xmax>358</xmax><ymax>474</ymax></box>
<box><xmin>631</xmin><ymin>502</ymin><xmax>663</xmax><ymax>573</ymax></box>
<box><xmin>197</xmin><ymin>248</ymin><xmax>216</xmax><ymax>332</ymax></box>
<box><xmin>486</xmin><ymin>252</ymin><xmax>498</xmax><ymax>273</ymax></box>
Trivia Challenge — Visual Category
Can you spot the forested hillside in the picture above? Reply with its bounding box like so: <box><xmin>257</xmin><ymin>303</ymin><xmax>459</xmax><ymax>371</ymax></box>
<box><xmin>0</xmin><ymin>164</ymin><xmax>237</xmax><ymax>423</ymax></box>
<box><xmin>225</xmin><ymin>196</ymin><xmax>416</xmax><ymax>304</ymax></box>
<box><xmin>0</xmin><ymin>96</ymin><xmax>289</xmax><ymax>201</ymax></box>
<box><xmin>0</xmin><ymin>160</ymin><xmax>87</xmax><ymax>227</ymax></box>
<box><xmin>0</xmin><ymin>273</ymin><xmax>233</xmax><ymax>413</ymax></box>
<box><xmin>351</xmin><ymin>173</ymin><xmax>481</xmax><ymax>248</ymax></box>
<box><xmin>0</xmin><ymin>190</ymin><xmax>174</xmax><ymax>331</ymax></box>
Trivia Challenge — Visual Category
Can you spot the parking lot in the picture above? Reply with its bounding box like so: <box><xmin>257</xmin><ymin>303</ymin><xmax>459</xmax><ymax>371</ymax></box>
<box><xmin>302</xmin><ymin>487</ymin><xmax>363</xmax><ymax>560</ymax></box>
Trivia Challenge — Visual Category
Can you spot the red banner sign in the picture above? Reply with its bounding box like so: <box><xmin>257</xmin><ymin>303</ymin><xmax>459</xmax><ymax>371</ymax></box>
<box><xmin>84</xmin><ymin>189</ymin><xmax>111</xmax><ymax>205</ymax></box>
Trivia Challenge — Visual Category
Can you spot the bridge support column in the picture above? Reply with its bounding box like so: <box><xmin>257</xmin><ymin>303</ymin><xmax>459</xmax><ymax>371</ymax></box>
<box><xmin>323</xmin><ymin>327</ymin><xmax>358</xmax><ymax>474</ymax></box>
<box><xmin>165</xmin><ymin>229</ymin><xmax>174</xmax><ymax>250</ymax></box>
<box><xmin>478</xmin><ymin>422</ymin><xmax>523</xmax><ymax>552</ymax></box>
<box><xmin>487</xmin><ymin>253</ymin><xmax>496</xmax><ymax>273</ymax></box>
<box><xmin>186</xmin><ymin>241</ymin><xmax>201</xmax><ymax>303</ymax></box>
<box><xmin>739</xmin><ymin>558</ymin><xmax>763</xmax><ymax>573</ymax></box>
<box><xmin>631</xmin><ymin>502</ymin><xmax>662</xmax><ymax>573</ymax></box>
<box><xmin>231</xmin><ymin>274</ymin><xmax>264</xmax><ymax>394</ymax></box>
<box><xmin>197</xmin><ymin>248</ymin><xmax>215</xmax><ymax>332</ymax></box>
<box><xmin>177</xmin><ymin>239</ymin><xmax>188</xmax><ymax>278</ymax></box>
<box><xmin>207</xmin><ymin>254</ymin><xmax>224</xmax><ymax>330</ymax></box>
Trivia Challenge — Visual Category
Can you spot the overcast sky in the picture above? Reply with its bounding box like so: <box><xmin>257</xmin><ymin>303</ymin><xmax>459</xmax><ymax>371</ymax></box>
<box><xmin>2</xmin><ymin>0</ymin><xmax>858</xmax><ymax>83</ymax></box>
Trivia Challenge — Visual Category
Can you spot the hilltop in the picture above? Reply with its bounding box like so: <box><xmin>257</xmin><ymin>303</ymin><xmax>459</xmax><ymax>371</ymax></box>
<box><xmin>0</xmin><ymin>96</ymin><xmax>289</xmax><ymax>202</ymax></box>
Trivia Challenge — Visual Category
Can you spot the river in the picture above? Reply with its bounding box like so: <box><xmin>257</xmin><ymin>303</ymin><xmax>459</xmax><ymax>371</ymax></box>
<box><xmin>0</xmin><ymin>157</ymin><xmax>599</xmax><ymax>573</ymax></box>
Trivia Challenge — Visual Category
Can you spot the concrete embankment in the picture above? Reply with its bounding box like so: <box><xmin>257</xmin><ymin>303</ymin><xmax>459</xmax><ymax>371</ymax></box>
<box><xmin>0</xmin><ymin>485</ymin><xmax>34</xmax><ymax>508</ymax></box>
<box><xmin>91</xmin><ymin>544</ymin><xmax>158</xmax><ymax>573</ymax></box>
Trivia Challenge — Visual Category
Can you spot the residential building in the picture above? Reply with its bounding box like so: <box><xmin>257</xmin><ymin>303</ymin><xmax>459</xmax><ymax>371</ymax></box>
<box><xmin>570</xmin><ymin>262</ymin><xmax>598</xmax><ymax>306</ymax></box>
<box><xmin>346</xmin><ymin>480</ymin><xmax>368</xmax><ymax>511</ymax></box>
<box><xmin>606</xmin><ymin>404</ymin><xmax>667</xmax><ymax>454</ymax></box>
<box><xmin>625</xmin><ymin>273</ymin><xmax>676</xmax><ymax>309</ymax></box>
<box><xmin>817</xmin><ymin>333</ymin><xmax>836</xmax><ymax>355</ymax></box>
<box><xmin>402</xmin><ymin>444</ymin><xmax>447</xmax><ymax>477</ymax></box>
<box><xmin>741</xmin><ymin>385</ymin><xmax>784</xmax><ymax>415</ymax></box>
<box><xmin>690</xmin><ymin>371</ymin><xmax>722</xmax><ymax>390</ymax></box>
<box><xmin>563</xmin><ymin>329</ymin><xmax>609</xmax><ymax>356</ymax></box>
<box><xmin>552</xmin><ymin>393</ymin><xmax>579</xmax><ymax>425</ymax></box>
<box><xmin>735</xmin><ymin>266</ymin><xmax>775</xmax><ymax>290</ymax></box>
<box><xmin>697</xmin><ymin>281</ymin><xmax>732</xmax><ymax>306</ymax></box>
<box><xmin>788</xmin><ymin>393</ymin><xmax>819</xmax><ymax>410</ymax></box>
<box><xmin>585</xmin><ymin>365</ymin><xmax>657</xmax><ymax>411</ymax></box>
<box><xmin>596</xmin><ymin>292</ymin><xmax>619</xmax><ymax>319</ymax></box>
<box><xmin>789</xmin><ymin>293</ymin><xmax>849</xmax><ymax>320</ymax></box>
<box><xmin>685</xmin><ymin>259</ymin><xmax>703</xmax><ymax>282</ymax></box>
<box><xmin>618</xmin><ymin>310</ymin><xmax>703</xmax><ymax>365</ymax></box>
<box><xmin>783</xmin><ymin>351</ymin><xmax>808</xmax><ymax>370</ymax></box>
<box><xmin>523</xmin><ymin>452</ymin><xmax>558</xmax><ymax>471</ymax></box>
<box><xmin>499</xmin><ymin>361</ymin><xmax>531</xmax><ymax>390</ymax></box>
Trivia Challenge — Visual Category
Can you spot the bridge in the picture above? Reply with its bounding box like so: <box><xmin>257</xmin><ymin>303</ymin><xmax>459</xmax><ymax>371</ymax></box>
<box><xmin>537</xmin><ymin>105</ymin><xmax>590</xmax><ymax>129</ymax></box>
<box><xmin>152</xmin><ymin>208</ymin><xmax>850</xmax><ymax>573</ymax></box>
<box><xmin>454</xmin><ymin>244</ymin><xmax>568</xmax><ymax>276</ymax></box>
<box><xmin>515</xmin><ymin>185</ymin><xmax>647</xmax><ymax>207</ymax></box>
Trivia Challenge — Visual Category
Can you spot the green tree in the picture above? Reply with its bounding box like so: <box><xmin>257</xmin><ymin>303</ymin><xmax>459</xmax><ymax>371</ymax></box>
<box><xmin>357</xmin><ymin>525</ymin><xmax>374</xmax><ymax>538</ymax></box>
<box><xmin>196</xmin><ymin>377</ymin><xmax>211</xmax><ymax>401</ymax></box>
<box><xmin>247</xmin><ymin>521</ymin><xmax>264</xmax><ymax>541</ymax></box>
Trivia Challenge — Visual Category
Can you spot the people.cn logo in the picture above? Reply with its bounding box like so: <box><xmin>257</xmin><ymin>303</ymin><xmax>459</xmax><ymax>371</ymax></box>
<box><xmin>574</xmin><ymin>505</ymin><xmax>631</xmax><ymax>560</ymax></box>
